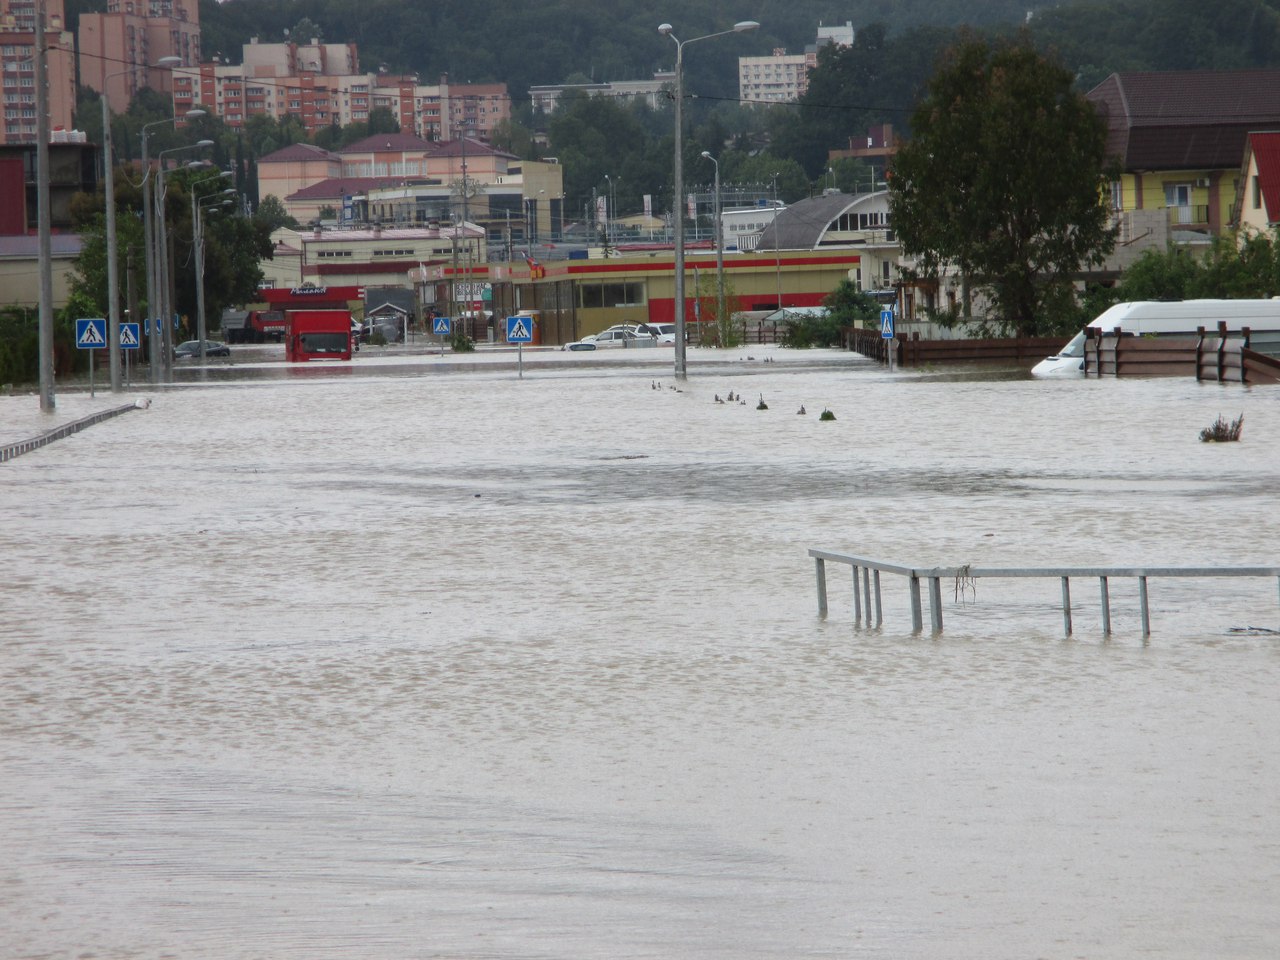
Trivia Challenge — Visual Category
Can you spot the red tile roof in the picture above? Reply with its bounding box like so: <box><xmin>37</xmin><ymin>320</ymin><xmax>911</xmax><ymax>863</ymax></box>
<box><xmin>1246</xmin><ymin>131</ymin><xmax>1280</xmax><ymax>224</ymax></box>
<box><xmin>287</xmin><ymin>176</ymin><xmax>413</xmax><ymax>200</ymax></box>
<box><xmin>259</xmin><ymin>143</ymin><xmax>341</xmax><ymax>164</ymax></box>
<box><xmin>339</xmin><ymin>133</ymin><xmax>438</xmax><ymax>154</ymax></box>
<box><xmin>1088</xmin><ymin>70</ymin><xmax>1280</xmax><ymax>170</ymax></box>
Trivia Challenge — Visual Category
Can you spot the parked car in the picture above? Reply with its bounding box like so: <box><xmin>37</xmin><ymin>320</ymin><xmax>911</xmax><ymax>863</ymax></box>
<box><xmin>562</xmin><ymin>328</ymin><xmax>657</xmax><ymax>351</ymax></box>
<box><xmin>174</xmin><ymin>339</ymin><xmax>230</xmax><ymax>358</ymax></box>
<box><xmin>636</xmin><ymin>322</ymin><xmax>677</xmax><ymax>344</ymax></box>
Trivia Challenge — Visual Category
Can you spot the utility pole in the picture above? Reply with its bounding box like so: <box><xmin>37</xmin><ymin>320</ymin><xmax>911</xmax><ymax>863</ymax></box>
<box><xmin>34</xmin><ymin>0</ymin><xmax>55</xmax><ymax>412</ymax></box>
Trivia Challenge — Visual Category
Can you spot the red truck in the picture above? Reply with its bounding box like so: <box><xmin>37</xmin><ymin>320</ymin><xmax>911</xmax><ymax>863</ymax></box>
<box><xmin>221</xmin><ymin>308</ymin><xmax>286</xmax><ymax>344</ymax></box>
<box><xmin>285</xmin><ymin>309</ymin><xmax>354</xmax><ymax>362</ymax></box>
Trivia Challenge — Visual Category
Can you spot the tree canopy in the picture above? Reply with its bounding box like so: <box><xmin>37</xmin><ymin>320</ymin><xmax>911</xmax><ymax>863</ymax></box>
<box><xmin>889</xmin><ymin>33</ymin><xmax>1117</xmax><ymax>336</ymax></box>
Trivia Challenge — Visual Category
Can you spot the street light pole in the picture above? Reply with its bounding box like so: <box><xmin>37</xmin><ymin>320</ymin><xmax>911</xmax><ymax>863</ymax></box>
<box><xmin>771</xmin><ymin>171</ymin><xmax>782</xmax><ymax>310</ymax></box>
<box><xmin>154</xmin><ymin>139</ymin><xmax>213</xmax><ymax>380</ymax></box>
<box><xmin>34</xmin><ymin>0</ymin><xmax>54</xmax><ymax>412</ymax></box>
<box><xmin>659</xmin><ymin>19</ymin><xmax>758</xmax><ymax>380</ymax></box>
<box><xmin>104</xmin><ymin>57</ymin><xmax>180</xmax><ymax>392</ymax></box>
<box><xmin>700</xmin><ymin>151</ymin><xmax>725</xmax><ymax>342</ymax></box>
<box><xmin>192</xmin><ymin>181</ymin><xmax>233</xmax><ymax>364</ymax></box>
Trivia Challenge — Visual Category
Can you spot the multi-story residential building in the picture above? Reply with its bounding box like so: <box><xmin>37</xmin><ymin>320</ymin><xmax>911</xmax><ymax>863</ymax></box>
<box><xmin>529</xmin><ymin>72</ymin><xmax>674</xmax><ymax>115</ymax></box>
<box><xmin>1235</xmin><ymin>132</ymin><xmax>1280</xmax><ymax>237</ymax></box>
<box><xmin>739</xmin><ymin>21</ymin><xmax>854</xmax><ymax>105</ymax></box>
<box><xmin>79</xmin><ymin>0</ymin><xmax>200</xmax><ymax>114</ymax></box>
<box><xmin>1087</xmin><ymin>70</ymin><xmax>1280</xmax><ymax>243</ymax></box>
<box><xmin>1</xmin><ymin>0</ymin><xmax>75</xmax><ymax>145</ymax></box>
<box><xmin>739</xmin><ymin>49</ymin><xmax>809</xmax><ymax>104</ymax></box>
<box><xmin>172</xmin><ymin>39</ymin><xmax>510</xmax><ymax>141</ymax></box>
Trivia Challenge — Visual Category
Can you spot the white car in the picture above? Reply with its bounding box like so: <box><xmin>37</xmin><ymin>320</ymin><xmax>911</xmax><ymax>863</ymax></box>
<box><xmin>636</xmin><ymin>322</ymin><xmax>677</xmax><ymax>344</ymax></box>
<box><xmin>562</xmin><ymin>328</ymin><xmax>656</xmax><ymax>351</ymax></box>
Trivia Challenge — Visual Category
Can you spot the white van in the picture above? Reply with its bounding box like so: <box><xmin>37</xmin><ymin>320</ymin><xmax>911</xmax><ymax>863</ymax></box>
<box><xmin>1031</xmin><ymin>299</ymin><xmax>1280</xmax><ymax>377</ymax></box>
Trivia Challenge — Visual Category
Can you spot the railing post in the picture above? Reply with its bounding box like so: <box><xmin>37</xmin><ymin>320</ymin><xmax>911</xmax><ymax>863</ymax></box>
<box><xmin>909</xmin><ymin>575</ymin><xmax>923</xmax><ymax>633</ymax></box>
<box><xmin>873</xmin><ymin>570</ymin><xmax>883</xmax><ymax>627</ymax></box>
<box><xmin>852</xmin><ymin>565</ymin><xmax>862</xmax><ymax>623</ymax></box>
<box><xmin>1061</xmin><ymin>576</ymin><xmax>1072</xmax><ymax>636</ymax></box>
<box><xmin>863</xmin><ymin>567</ymin><xmax>873</xmax><ymax>623</ymax></box>
<box><xmin>928</xmin><ymin>576</ymin><xmax>943</xmax><ymax>633</ymax></box>
<box><xmin>1099</xmin><ymin>576</ymin><xmax>1111</xmax><ymax>635</ymax></box>
<box><xmin>1138</xmin><ymin>575</ymin><xmax>1150</xmax><ymax>637</ymax></box>
<box><xmin>815</xmin><ymin>557</ymin><xmax>827</xmax><ymax>616</ymax></box>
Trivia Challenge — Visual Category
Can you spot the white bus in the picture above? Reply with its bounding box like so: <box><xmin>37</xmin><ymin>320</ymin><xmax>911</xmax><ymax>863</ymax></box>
<box><xmin>1032</xmin><ymin>299</ymin><xmax>1280</xmax><ymax>376</ymax></box>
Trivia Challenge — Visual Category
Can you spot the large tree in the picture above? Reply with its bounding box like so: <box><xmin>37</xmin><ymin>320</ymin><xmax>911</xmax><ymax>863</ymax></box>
<box><xmin>889</xmin><ymin>33</ymin><xmax>1117</xmax><ymax>336</ymax></box>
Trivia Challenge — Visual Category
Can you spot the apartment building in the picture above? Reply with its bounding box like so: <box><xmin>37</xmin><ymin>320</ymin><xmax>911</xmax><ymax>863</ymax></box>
<box><xmin>172</xmin><ymin>39</ymin><xmax>509</xmax><ymax>141</ymax></box>
<box><xmin>739</xmin><ymin>21</ymin><xmax>854</xmax><ymax>106</ymax></box>
<box><xmin>0</xmin><ymin>0</ymin><xmax>75</xmax><ymax>145</ymax></box>
<box><xmin>529</xmin><ymin>72</ymin><xmax>674</xmax><ymax>115</ymax></box>
<box><xmin>79</xmin><ymin>0</ymin><xmax>200</xmax><ymax>114</ymax></box>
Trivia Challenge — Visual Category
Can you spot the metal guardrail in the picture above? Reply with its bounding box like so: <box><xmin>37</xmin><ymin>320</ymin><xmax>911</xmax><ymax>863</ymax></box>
<box><xmin>809</xmin><ymin>548</ymin><xmax>1280</xmax><ymax>637</ymax></box>
<box><xmin>0</xmin><ymin>402</ymin><xmax>141</xmax><ymax>463</ymax></box>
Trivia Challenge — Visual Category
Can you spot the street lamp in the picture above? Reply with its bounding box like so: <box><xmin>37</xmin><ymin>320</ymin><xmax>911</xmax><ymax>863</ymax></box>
<box><xmin>140</xmin><ymin>107</ymin><xmax>205</xmax><ymax>384</ymax></box>
<box><xmin>771</xmin><ymin>171</ymin><xmax>782</xmax><ymax>310</ymax></box>
<box><xmin>604</xmin><ymin>174</ymin><xmax>619</xmax><ymax>243</ymax></box>
<box><xmin>103</xmin><ymin>57</ymin><xmax>179</xmax><ymax>392</ymax></box>
<box><xmin>155</xmin><ymin>140</ymin><xmax>213</xmax><ymax>379</ymax></box>
<box><xmin>700</xmin><ymin>151</ymin><xmax>725</xmax><ymax>342</ymax></box>
<box><xmin>191</xmin><ymin>178</ymin><xmax>234</xmax><ymax>363</ymax></box>
<box><xmin>658</xmin><ymin>19</ymin><xmax>759</xmax><ymax>379</ymax></box>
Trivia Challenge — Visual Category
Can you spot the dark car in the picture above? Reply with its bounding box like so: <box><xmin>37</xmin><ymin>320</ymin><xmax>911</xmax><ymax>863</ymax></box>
<box><xmin>174</xmin><ymin>340</ymin><xmax>230</xmax><ymax>358</ymax></box>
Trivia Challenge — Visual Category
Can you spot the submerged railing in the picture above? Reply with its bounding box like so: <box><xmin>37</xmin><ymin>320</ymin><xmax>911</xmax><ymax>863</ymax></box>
<box><xmin>0</xmin><ymin>402</ymin><xmax>140</xmax><ymax>463</ymax></box>
<box><xmin>809</xmin><ymin>549</ymin><xmax>1280</xmax><ymax>637</ymax></box>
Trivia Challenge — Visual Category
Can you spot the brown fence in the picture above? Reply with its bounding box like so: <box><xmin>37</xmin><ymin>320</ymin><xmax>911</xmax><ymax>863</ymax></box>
<box><xmin>1084</xmin><ymin>325</ymin><xmax>1280</xmax><ymax>384</ymax></box>
<box><xmin>843</xmin><ymin>327</ymin><xmax>1061</xmax><ymax>367</ymax></box>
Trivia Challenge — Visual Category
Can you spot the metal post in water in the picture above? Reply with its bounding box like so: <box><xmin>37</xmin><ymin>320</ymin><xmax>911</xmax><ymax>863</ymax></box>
<box><xmin>863</xmin><ymin>567</ymin><xmax>873</xmax><ymax>624</ymax></box>
<box><xmin>852</xmin><ymin>566</ymin><xmax>862</xmax><ymax>623</ymax></box>
<box><xmin>1139</xmin><ymin>576</ymin><xmax>1151</xmax><ymax>637</ymax></box>
<box><xmin>1099</xmin><ymin>576</ymin><xmax>1111</xmax><ymax>635</ymax></box>
<box><xmin>929</xmin><ymin>577</ymin><xmax>943</xmax><ymax>633</ymax></box>
<box><xmin>815</xmin><ymin>557</ymin><xmax>829</xmax><ymax>615</ymax></box>
<box><xmin>909</xmin><ymin>575</ymin><xmax>923</xmax><ymax>633</ymax></box>
<box><xmin>873</xmin><ymin>570</ymin><xmax>883</xmax><ymax>627</ymax></box>
<box><xmin>1061</xmin><ymin>576</ymin><xmax>1073</xmax><ymax>636</ymax></box>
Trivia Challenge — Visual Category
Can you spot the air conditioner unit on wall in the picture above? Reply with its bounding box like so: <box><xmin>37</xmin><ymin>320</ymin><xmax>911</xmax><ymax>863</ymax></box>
<box><xmin>1197</xmin><ymin>177</ymin><xmax>1211</xmax><ymax>188</ymax></box>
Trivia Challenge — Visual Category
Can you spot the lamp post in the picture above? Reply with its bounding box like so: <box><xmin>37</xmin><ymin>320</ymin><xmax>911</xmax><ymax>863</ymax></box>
<box><xmin>154</xmin><ymin>140</ymin><xmax>213</xmax><ymax>380</ymax></box>
<box><xmin>33</xmin><ymin>0</ymin><xmax>55</xmax><ymax>411</ymax></box>
<box><xmin>658</xmin><ymin>19</ymin><xmax>758</xmax><ymax>379</ymax></box>
<box><xmin>604</xmin><ymin>174</ymin><xmax>618</xmax><ymax>243</ymax></box>
<box><xmin>700</xmin><ymin>151</ymin><xmax>725</xmax><ymax>341</ymax></box>
<box><xmin>191</xmin><ymin>179</ymin><xmax>234</xmax><ymax>363</ymax></box>
<box><xmin>103</xmin><ymin>57</ymin><xmax>179</xmax><ymax>392</ymax></box>
<box><xmin>140</xmin><ymin>108</ymin><xmax>204</xmax><ymax>384</ymax></box>
<box><xmin>771</xmin><ymin>171</ymin><xmax>782</xmax><ymax>310</ymax></box>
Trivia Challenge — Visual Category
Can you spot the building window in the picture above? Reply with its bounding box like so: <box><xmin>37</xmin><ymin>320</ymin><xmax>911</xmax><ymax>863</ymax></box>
<box><xmin>1253</xmin><ymin>175</ymin><xmax>1262</xmax><ymax>210</ymax></box>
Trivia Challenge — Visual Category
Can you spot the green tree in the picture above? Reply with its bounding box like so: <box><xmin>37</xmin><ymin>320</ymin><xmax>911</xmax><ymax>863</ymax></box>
<box><xmin>255</xmin><ymin>194</ymin><xmax>300</xmax><ymax>231</ymax></box>
<box><xmin>889</xmin><ymin>33</ymin><xmax>1118</xmax><ymax>337</ymax></box>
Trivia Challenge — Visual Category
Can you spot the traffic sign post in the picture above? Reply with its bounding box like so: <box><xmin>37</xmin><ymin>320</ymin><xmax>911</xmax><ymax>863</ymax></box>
<box><xmin>880</xmin><ymin>308</ymin><xmax>897</xmax><ymax>371</ymax></box>
<box><xmin>506</xmin><ymin>315</ymin><xmax>533</xmax><ymax>379</ymax></box>
<box><xmin>119</xmin><ymin>321</ymin><xmax>140</xmax><ymax>388</ymax></box>
<box><xmin>76</xmin><ymin>319</ymin><xmax>107</xmax><ymax>397</ymax></box>
<box><xmin>432</xmin><ymin>315</ymin><xmax>451</xmax><ymax>357</ymax></box>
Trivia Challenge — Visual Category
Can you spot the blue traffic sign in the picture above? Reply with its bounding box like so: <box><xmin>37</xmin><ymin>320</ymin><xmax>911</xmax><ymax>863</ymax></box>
<box><xmin>119</xmin><ymin>321</ymin><xmax>141</xmax><ymax>350</ymax></box>
<box><xmin>506</xmin><ymin>315</ymin><xmax>533</xmax><ymax>343</ymax></box>
<box><xmin>880</xmin><ymin>308</ymin><xmax>895</xmax><ymax>340</ymax></box>
<box><xmin>432</xmin><ymin>315</ymin><xmax>451</xmax><ymax>335</ymax></box>
<box><xmin>76</xmin><ymin>318</ymin><xmax>107</xmax><ymax>349</ymax></box>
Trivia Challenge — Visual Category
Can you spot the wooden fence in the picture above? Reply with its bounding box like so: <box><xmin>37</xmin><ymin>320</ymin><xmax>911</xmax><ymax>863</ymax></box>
<box><xmin>1084</xmin><ymin>324</ymin><xmax>1280</xmax><ymax>384</ymax></box>
<box><xmin>843</xmin><ymin>327</ymin><xmax>1061</xmax><ymax>367</ymax></box>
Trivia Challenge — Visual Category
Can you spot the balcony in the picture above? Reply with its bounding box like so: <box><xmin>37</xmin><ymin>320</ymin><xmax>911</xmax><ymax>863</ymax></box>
<box><xmin>1166</xmin><ymin>204</ymin><xmax>1209</xmax><ymax>231</ymax></box>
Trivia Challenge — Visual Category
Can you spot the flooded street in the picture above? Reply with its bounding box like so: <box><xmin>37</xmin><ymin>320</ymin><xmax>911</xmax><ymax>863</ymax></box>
<box><xmin>3</xmin><ymin>348</ymin><xmax>1279</xmax><ymax>959</ymax></box>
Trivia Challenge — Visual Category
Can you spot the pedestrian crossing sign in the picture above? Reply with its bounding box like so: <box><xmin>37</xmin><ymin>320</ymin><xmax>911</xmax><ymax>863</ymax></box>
<box><xmin>76</xmin><ymin>318</ymin><xmax>107</xmax><ymax>349</ymax></box>
<box><xmin>880</xmin><ymin>308</ymin><xmax>895</xmax><ymax>340</ymax></box>
<box><xmin>119</xmin><ymin>322</ymin><xmax>141</xmax><ymax>350</ymax></box>
<box><xmin>506</xmin><ymin>316</ymin><xmax>532</xmax><ymax>343</ymax></box>
<box><xmin>433</xmin><ymin>316</ymin><xmax>451</xmax><ymax>335</ymax></box>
